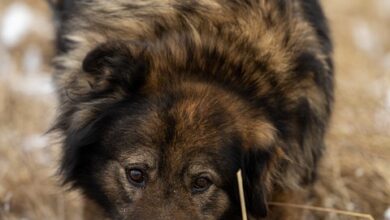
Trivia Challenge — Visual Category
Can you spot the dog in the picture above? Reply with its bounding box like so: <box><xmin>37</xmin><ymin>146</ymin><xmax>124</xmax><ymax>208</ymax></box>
<box><xmin>51</xmin><ymin>0</ymin><xmax>333</xmax><ymax>219</ymax></box>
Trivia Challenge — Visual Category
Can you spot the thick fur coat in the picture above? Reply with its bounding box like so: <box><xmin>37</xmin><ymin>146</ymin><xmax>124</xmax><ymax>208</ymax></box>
<box><xmin>52</xmin><ymin>0</ymin><xmax>333</xmax><ymax>219</ymax></box>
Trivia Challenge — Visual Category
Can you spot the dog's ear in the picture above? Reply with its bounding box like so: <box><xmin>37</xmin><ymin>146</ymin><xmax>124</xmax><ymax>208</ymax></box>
<box><xmin>82</xmin><ymin>41</ymin><xmax>149</xmax><ymax>94</ymax></box>
<box><xmin>241</xmin><ymin>148</ymin><xmax>270</xmax><ymax>218</ymax></box>
<box><xmin>55</xmin><ymin>41</ymin><xmax>150</xmax><ymax>134</ymax></box>
<box><xmin>58</xmin><ymin>42</ymin><xmax>150</xmax><ymax>183</ymax></box>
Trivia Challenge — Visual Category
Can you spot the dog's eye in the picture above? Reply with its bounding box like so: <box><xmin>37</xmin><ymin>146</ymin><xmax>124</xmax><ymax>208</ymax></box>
<box><xmin>126</xmin><ymin>168</ymin><xmax>147</xmax><ymax>187</ymax></box>
<box><xmin>192</xmin><ymin>177</ymin><xmax>212</xmax><ymax>193</ymax></box>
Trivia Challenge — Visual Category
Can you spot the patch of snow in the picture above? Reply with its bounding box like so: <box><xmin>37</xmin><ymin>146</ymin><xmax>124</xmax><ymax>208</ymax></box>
<box><xmin>0</xmin><ymin>2</ymin><xmax>34</xmax><ymax>47</ymax></box>
<box><xmin>385</xmin><ymin>207</ymin><xmax>390</xmax><ymax>220</ymax></box>
<box><xmin>22</xmin><ymin>135</ymin><xmax>54</xmax><ymax>165</ymax></box>
<box><xmin>23</xmin><ymin>45</ymin><xmax>43</xmax><ymax>75</ymax></box>
<box><xmin>22</xmin><ymin>134</ymin><xmax>50</xmax><ymax>151</ymax></box>
<box><xmin>352</xmin><ymin>21</ymin><xmax>380</xmax><ymax>56</ymax></box>
<box><xmin>12</xmin><ymin>74</ymin><xmax>55</xmax><ymax>96</ymax></box>
<box><xmin>0</xmin><ymin>2</ymin><xmax>54</xmax><ymax>48</ymax></box>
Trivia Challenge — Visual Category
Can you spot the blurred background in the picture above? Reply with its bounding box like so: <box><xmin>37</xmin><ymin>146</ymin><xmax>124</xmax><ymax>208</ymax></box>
<box><xmin>0</xmin><ymin>0</ymin><xmax>389</xmax><ymax>219</ymax></box>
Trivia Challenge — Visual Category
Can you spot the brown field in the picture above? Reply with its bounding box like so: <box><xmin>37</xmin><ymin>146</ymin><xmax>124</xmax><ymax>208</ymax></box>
<box><xmin>0</xmin><ymin>0</ymin><xmax>389</xmax><ymax>219</ymax></box>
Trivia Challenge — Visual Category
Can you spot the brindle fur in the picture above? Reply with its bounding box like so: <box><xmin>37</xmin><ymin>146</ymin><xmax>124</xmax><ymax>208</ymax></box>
<box><xmin>52</xmin><ymin>0</ymin><xmax>333</xmax><ymax>219</ymax></box>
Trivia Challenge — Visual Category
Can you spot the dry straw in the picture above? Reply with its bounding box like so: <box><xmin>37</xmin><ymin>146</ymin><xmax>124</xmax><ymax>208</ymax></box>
<box><xmin>236</xmin><ymin>170</ymin><xmax>375</xmax><ymax>220</ymax></box>
<box><xmin>237</xmin><ymin>169</ymin><xmax>248</xmax><ymax>220</ymax></box>
<box><xmin>268</xmin><ymin>202</ymin><xmax>375</xmax><ymax>220</ymax></box>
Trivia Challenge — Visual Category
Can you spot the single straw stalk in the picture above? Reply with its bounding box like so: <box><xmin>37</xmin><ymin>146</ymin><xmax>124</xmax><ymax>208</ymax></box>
<box><xmin>236</xmin><ymin>169</ymin><xmax>374</xmax><ymax>220</ymax></box>
<box><xmin>237</xmin><ymin>169</ymin><xmax>248</xmax><ymax>220</ymax></box>
<box><xmin>268</xmin><ymin>202</ymin><xmax>375</xmax><ymax>220</ymax></box>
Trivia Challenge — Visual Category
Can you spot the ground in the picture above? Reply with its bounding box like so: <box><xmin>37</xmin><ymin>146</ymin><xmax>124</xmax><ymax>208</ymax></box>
<box><xmin>0</xmin><ymin>0</ymin><xmax>389</xmax><ymax>219</ymax></box>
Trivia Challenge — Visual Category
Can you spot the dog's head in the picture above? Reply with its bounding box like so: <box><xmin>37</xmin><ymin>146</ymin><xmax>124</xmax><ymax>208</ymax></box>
<box><xmin>57</xmin><ymin>41</ymin><xmax>281</xmax><ymax>220</ymax></box>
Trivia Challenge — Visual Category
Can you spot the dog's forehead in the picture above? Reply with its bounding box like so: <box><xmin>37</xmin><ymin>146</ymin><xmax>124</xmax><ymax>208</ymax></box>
<box><xmin>101</xmin><ymin>87</ymin><xmax>248</xmax><ymax>174</ymax></box>
<box><xmin>107</xmin><ymin>103</ymin><xmax>239</xmax><ymax>172</ymax></box>
<box><xmin>110</xmin><ymin>105</ymin><xmax>227</xmax><ymax>143</ymax></box>
<box><xmin>110</xmin><ymin>91</ymin><xmax>235</xmax><ymax>142</ymax></box>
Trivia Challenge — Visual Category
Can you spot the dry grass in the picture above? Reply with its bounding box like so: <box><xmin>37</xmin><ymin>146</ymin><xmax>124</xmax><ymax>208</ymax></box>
<box><xmin>0</xmin><ymin>0</ymin><xmax>389</xmax><ymax>219</ymax></box>
<box><xmin>0</xmin><ymin>81</ymin><xmax>84</xmax><ymax>220</ymax></box>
